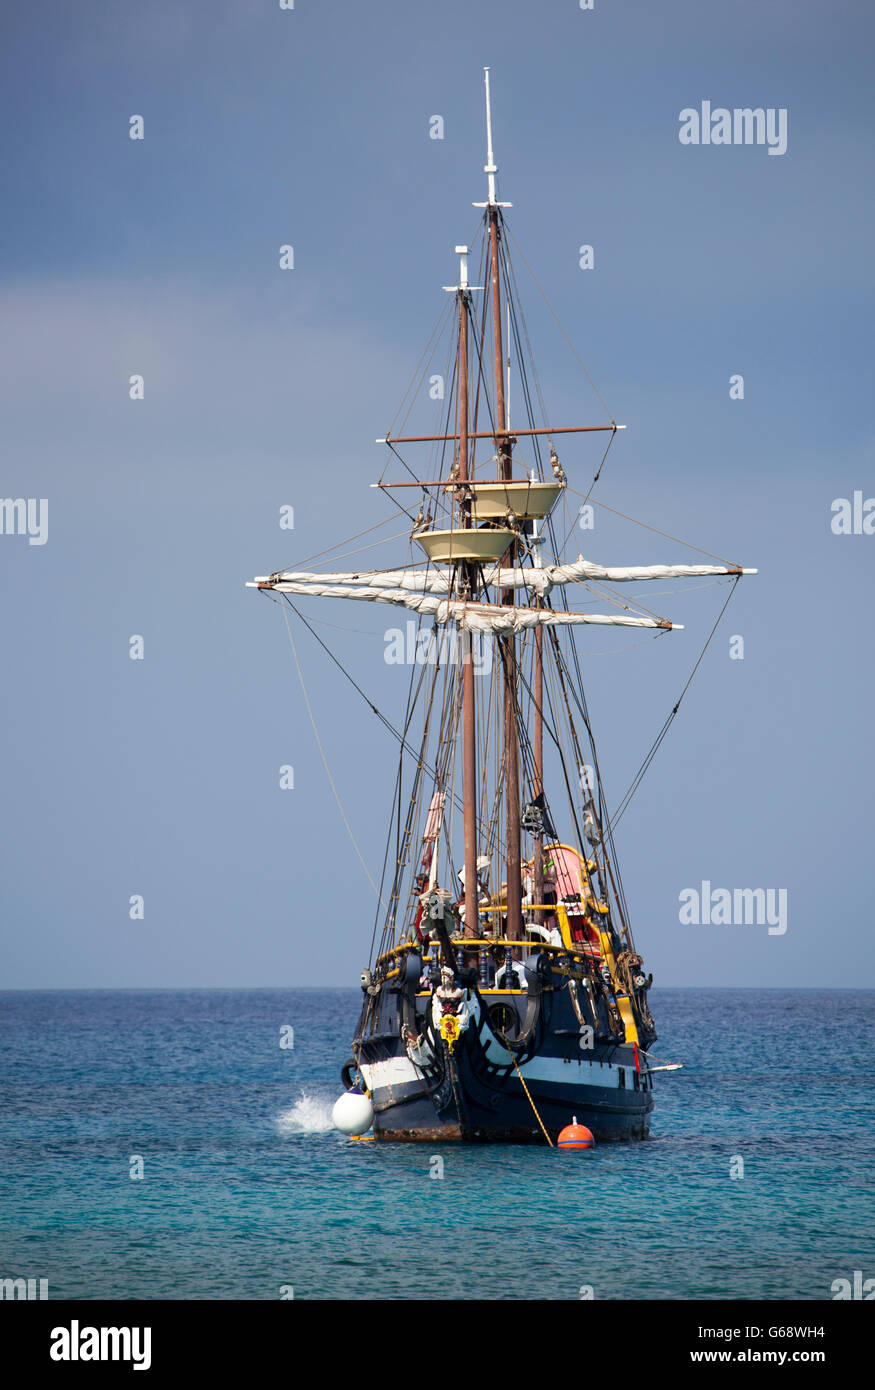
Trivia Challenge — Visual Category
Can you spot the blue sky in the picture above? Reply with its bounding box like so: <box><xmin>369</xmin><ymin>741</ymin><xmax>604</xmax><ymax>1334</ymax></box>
<box><xmin>1</xmin><ymin>0</ymin><xmax>873</xmax><ymax>988</ymax></box>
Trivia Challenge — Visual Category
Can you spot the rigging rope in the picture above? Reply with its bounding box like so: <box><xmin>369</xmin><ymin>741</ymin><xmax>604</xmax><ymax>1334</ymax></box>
<box><xmin>565</xmin><ymin>490</ymin><xmax>743</xmax><ymax>568</ymax></box>
<box><xmin>276</xmin><ymin>597</ymin><xmax>511</xmax><ymax>866</ymax></box>
<box><xmin>281</xmin><ymin>602</ymin><xmax>386</xmax><ymax>906</ymax></box>
<box><xmin>607</xmin><ymin>577</ymin><xmax>741</xmax><ymax>831</ymax></box>
<box><xmin>270</xmin><ymin>514</ymin><xmax>402</xmax><ymax>575</ymax></box>
<box><xmin>383</xmin><ymin>296</ymin><xmax>454</xmax><ymax>450</ymax></box>
<box><xmin>557</xmin><ymin>430</ymin><xmax>617</xmax><ymax>554</ymax></box>
<box><xmin>504</xmin><ymin>223</ymin><xmax>614</xmax><ymax>423</ymax></box>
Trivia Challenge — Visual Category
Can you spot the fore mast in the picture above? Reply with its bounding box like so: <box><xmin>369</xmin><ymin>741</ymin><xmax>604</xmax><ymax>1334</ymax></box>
<box><xmin>452</xmin><ymin>241</ymin><xmax>479</xmax><ymax>938</ymax></box>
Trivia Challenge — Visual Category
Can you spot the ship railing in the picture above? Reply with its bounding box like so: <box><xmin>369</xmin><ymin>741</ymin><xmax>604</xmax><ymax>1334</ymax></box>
<box><xmin>375</xmin><ymin>934</ymin><xmax>602</xmax><ymax>970</ymax></box>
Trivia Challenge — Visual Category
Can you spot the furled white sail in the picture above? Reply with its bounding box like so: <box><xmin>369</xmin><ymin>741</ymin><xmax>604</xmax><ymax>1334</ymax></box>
<box><xmin>246</xmin><ymin>577</ymin><xmax>680</xmax><ymax>630</ymax></box>
<box><xmin>251</xmin><ymin>569</ymin><xmax>448</xmax><ymax>592</ymax></box>
<box><xmin>490</xmin><ymin>559</ymin><xmax>756</xmax><ymax>592</ymax></box>
<box><xmin>251</xmin><ymin>557</ymin><xmax>754</xmax><ymax>598</ymax></box>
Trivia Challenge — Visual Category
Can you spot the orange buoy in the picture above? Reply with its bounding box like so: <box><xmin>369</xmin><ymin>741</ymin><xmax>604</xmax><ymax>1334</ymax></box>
<box><xmin>558</xmin><ymin>1116</ymin><xmax>594</xmax><ymax>1150</ymax></box>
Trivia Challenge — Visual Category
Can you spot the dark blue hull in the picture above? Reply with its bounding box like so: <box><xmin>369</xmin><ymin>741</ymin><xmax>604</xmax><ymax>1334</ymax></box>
<box><xmin>354</xmin><ymin>980</ymin><xmax>654</xmax><ymax>1144</ymax></box>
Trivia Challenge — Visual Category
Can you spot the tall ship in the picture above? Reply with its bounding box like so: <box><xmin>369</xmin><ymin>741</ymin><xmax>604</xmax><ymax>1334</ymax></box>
<box><xmin>249</xmin><ymin>72</ymin><xmax>754</xmax><ymax>1144</ymax></box>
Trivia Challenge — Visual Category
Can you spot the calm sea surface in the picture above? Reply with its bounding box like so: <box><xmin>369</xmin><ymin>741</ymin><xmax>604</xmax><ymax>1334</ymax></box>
<box><xmin>0</xmin><ymin>988</ymin><xmax>872</xmax><ymax>1300</ymax></box>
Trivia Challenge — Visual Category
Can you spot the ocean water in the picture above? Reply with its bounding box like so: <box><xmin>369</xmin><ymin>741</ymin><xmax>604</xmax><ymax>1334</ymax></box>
<box><xmin>0</xmin><ymin>988</ymin><xmax>872</xmax><ymax>1301</ymax></box>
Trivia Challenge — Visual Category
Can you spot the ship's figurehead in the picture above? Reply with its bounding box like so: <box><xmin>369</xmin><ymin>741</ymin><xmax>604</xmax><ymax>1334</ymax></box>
<box><xmin>433</xmin><ymin>966</ymin><xmax>471</xmax><ymax>1053</ymax></box>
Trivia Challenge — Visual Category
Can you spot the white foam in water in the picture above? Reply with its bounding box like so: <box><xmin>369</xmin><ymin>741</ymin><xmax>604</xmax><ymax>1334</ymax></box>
<box><xmin>276</xmin><ymin>1091</ymin><xmax>335</xmax><ymax>1135</ymax></box>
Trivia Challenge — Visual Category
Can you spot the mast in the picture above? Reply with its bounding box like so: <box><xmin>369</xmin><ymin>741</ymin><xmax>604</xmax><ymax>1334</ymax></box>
<box><xmin>480</xmin><ymin>67</ymin><xmax>522</xmax><ymax>943</ymax></box>
<box><xmin>455</xmin><ymin>246</ymin><xmax>479</xmax><ymax>939</ymax></box>
<box><xmin>532</xmin><ymin>521</ymin><xmax>545</xmax><ymax>924</ymax></box>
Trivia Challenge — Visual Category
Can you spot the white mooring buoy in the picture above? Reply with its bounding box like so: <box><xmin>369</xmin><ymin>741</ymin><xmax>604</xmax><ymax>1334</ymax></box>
<box><xmin>332</xmin><ymin>1088</ymin><xmax>374</xmax><ymax>1136</ymax></box>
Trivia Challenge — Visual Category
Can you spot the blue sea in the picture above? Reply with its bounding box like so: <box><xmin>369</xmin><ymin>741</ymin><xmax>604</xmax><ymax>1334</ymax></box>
<box><xmin>0</xmin><ymin>988</ymin><xmax>872</xmax><ymax>1301</ymax></box>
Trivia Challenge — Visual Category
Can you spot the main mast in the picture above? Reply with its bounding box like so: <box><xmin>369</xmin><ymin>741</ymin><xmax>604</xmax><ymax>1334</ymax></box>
<box><xmin>478</xmin><ymin>68</ymin><xmax>523</xmax><ymax>942</ymax></box>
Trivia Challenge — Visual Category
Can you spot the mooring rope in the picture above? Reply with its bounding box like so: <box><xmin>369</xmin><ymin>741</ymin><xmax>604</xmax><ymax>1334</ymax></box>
<box><xmin>511</xmin><ymin>1055</ymin><xmax>554</xmax><ymax>1147</ymax></box>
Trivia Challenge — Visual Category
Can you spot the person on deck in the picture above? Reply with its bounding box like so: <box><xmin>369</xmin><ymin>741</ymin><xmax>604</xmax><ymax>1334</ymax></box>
<box><xmin>457</xmin><ymin>856</ymin><xmax>491</xmax><ymax>931</ymax></box>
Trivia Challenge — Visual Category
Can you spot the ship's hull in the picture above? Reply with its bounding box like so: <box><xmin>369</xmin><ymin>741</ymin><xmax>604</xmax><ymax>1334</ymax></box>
<box><xmin>370</xmin><ymin>1066</ymin><xmax>652</xmax><ymax>1143</ymax></box>
<box><xmin>354</xmin><ymin>979</ymin><xmax>654</xmax><ymax>1144</ymax></box>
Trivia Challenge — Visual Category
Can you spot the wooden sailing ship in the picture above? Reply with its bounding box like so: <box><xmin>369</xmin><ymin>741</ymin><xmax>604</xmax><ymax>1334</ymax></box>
<box><xmin>249</xmin><ymin>71</ymin><xmax>754</xmax><ymax>1144</ymax></box>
